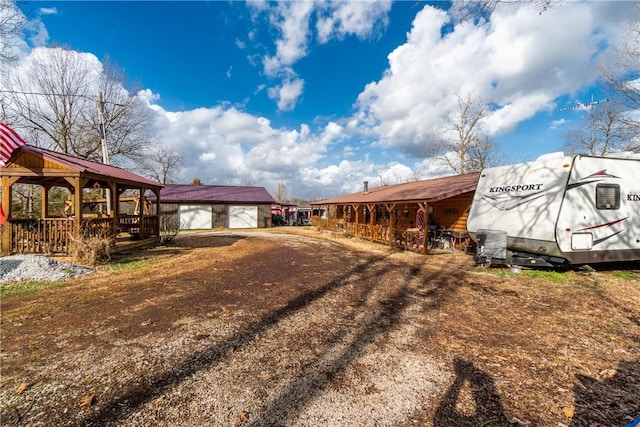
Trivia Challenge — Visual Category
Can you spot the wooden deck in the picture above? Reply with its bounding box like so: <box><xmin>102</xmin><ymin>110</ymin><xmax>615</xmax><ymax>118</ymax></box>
<box><xmin>1</xmin><ymin>217</ymin><xmax>160</xmax><ymax>256</ymax></box>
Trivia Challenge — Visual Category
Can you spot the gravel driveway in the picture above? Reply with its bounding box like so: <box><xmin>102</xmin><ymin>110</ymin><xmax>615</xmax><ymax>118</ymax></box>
<box><xmin>1</xmin><ymin>231</ymin><xmax>455</xmax><ymax>426</ymax></box>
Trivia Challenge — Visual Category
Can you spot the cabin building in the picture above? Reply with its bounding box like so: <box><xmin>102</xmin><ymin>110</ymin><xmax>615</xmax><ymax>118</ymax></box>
<box><xmin>310</xmin><ymin>173</ymin><xmax>480</xmax><ymax>254</ymax></box>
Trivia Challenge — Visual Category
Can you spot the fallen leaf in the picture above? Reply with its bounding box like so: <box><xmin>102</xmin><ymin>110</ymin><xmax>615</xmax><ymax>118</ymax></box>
<box><xmin>259</xmin><ymin>371</ymin><xmax>271</xmax><ymax>380</ymax></box>
<box><xmin>80</xmin><ymin>395</ymin><xmax>94</xmax><ymax>407</ymax></box>
<box><xmin>598</xmin><ymin>369</ymin><xmax>617</xmax><ymax>380</ymax></box>
<box><xmin>16</xmin><ymin>382</ymin><xmax>28</xmax><ymax>395</ymax></box>
<box><xmin>235</xmin><ymin>411</ymin><xmax>247</xmax><ymax>425</ymax></box>
<box><xmin>562</xmin><ymin>406</ymin><xmax>575</xmax><ymax>418</ymax></box>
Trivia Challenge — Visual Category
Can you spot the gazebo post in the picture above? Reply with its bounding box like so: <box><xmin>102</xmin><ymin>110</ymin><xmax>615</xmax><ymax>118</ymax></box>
<box><xmin>137</xmin><ymin>187</ymin><xmax>145</xmax><ymax>239</ymax></box>
<box><xmin>41</xmin><ymin>185</ymin><xmax>50</xmax><ymax>218</ymax></box>
<box><xmin>1</xmin><ymin>177</ymin><xmax>18</xmax><ymax>255</ymax></box>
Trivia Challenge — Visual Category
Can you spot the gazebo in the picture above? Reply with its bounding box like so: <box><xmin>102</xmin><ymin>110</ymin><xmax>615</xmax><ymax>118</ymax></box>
<box><xmin>1</xmin><ymin>145</ymin><xmax>163</xmax><ymax>256</ymax></box>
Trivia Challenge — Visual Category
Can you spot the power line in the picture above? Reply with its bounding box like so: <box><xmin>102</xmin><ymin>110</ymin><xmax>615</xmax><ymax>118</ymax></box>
<box><xmin>0</xmin><ymin>89</ymin><xmax>126</xmax><ymax>106</ymax></box>
<box><xmin>0</xmin><ymin>88</ymin><xmax>97</xmax><ymax>101</ymax></box>
<box><xmin>557</xmin><ymin>96</ymin><xmax>609</xmax><ymax>112</ymax></box>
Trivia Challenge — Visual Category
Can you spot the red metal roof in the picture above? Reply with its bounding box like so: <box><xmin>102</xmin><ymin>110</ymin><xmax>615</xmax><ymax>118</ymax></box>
<box><xmin>16</xmin><ymin>145</ymin><xmax>162</xmax><ymax>189</ymax></box>
<box><xmin>312</xmin><ymin>172</ymin><xmax>480</xmax><ymax>205</ymax></box>
<box><xmin>156</xmin><ymin>184</ymin><xmax>275</xmax><ymax>204</ymax></box>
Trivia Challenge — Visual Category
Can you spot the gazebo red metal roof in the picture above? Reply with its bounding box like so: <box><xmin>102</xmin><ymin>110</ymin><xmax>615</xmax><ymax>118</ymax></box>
<box><xmin>10</xmin><ymin>145</ymin><xmax>162</xmax><ymax>189</ymax></box>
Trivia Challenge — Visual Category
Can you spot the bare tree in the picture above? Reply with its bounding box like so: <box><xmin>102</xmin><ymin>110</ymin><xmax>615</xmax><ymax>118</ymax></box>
<box><xmin>0</xmin><ymin>46</ymin><xmax>152</xmax><ymax>164</ymax></box>
<box><xmin>274</xmin><ymin>181</ymin><xmax>287</xmax><ymax>202</ymax></box>
<box><xmin>135</xmin><ymin>145</ymin><xmax>183</xmax><ymax>184</ymax></box>
<box><xmin>452</xmin><ymin>0</ymin><xmax>559</xmax><ymax>21</ymax></box>
<box><xmin>425</xmin><ymin>93</ymin><xmax>499</xmax><ymax>174</ymax></box>
<box><xmin>0</xmin><ymin>0</ymin><xmax>24</xmax><ymax>64</ymax></box>
<box><xmin>599</xmin><ymin>3</ymin><xmax>640</xmax><ymax>150</ymax></box>
<box><xmin>563</xmin><ymin>100</ymin><xmax>637</xmax><ymax>155</ymax></box>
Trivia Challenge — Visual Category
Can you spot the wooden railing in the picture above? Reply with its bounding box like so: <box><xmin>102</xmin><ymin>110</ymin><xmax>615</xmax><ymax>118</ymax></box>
<box><xmin>311</xmin><ymin>217</ymin><xmax>399</xmax><ymax>246</ymax></box>
<box><xmin>117</xmin><ymin>215</ymin><xmax>159</xmax><ymax>238</ymax></box>
<box><xmin>312</xmin><ymin>216</ymin><xmax>469</xmax><ymax>253</ymax></box>
<box><xmin>6</xmin><ymin>215</ymin><xmax>160</xmax><ymax>254</ymax></box>
<box><xmin>141</xmin><ymin>216</ymin><xmax>159</xmax><ymax>237</ymax></box>
<box><xmin>9</xmin><ymin>218</ymin><xmax>73</xmax><ymax>254</ymax></box>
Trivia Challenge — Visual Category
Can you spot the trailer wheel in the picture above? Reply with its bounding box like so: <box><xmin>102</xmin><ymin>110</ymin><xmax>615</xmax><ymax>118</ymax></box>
<box><xmin>483</xmin><ymin>255</ymin><xmax>492</xmax><ymax>268</ymax></box>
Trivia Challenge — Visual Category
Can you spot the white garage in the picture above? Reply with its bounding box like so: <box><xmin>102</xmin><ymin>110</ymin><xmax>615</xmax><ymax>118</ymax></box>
<box><xmin>229</xmin><ymin>205</ymin><xmax>258</xmax><ymax>228</ymax></box>
<box><xmin>179</xmin><ymin>205</ymin><xmax>212</xmax><ymax>229</ymax></box>
<box><xmin>155</xmin><ymin>184</ymin><xmax>275</xmax><ymax>230</ymax></box>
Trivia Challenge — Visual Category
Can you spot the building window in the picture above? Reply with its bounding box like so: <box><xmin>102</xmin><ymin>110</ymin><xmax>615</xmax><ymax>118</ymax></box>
<box><xmin>596</xmin><ymin>184</ymin><xmax>620</xmax><ymax>210</ymax></box>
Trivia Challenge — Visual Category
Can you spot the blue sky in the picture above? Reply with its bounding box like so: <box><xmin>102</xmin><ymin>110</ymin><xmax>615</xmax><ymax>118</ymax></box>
<box><xmin>7</xmin><ymin>0</ymin><xmax>639</xmax><ymax>200</ymax></box>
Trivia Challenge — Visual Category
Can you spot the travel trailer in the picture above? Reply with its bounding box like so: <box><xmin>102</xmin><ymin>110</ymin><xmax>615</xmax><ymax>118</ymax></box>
<box><xmin>467</xmin><ymin>152</ymin><xmax>640</xmax><ymax>267</ymax></box>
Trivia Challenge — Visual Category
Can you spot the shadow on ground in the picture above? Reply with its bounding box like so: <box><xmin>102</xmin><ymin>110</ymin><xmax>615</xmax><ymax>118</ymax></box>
<box><xmin>434</xmin><ymin>357</ymin><xmax>518</xmax><ymax>427</ymax></box>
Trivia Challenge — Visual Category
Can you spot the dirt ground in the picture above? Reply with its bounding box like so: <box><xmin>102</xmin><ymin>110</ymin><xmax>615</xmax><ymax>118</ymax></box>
<box><xmin>1</xmin><ymin>228</ymin><xmax>639</xmax><ymax>427</ymax></box>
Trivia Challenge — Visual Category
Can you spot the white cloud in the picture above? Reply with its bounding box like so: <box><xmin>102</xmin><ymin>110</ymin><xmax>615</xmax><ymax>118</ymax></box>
<box><xmin>38</xmin><ymin>7</ymin><xmax>58</xmax><ymax>16</ymax></box>
<box><xmin>549</xmin><ymin>118</ymin><xmax>566</xmax><ymax>130</ymax></box>
<box><xmin>254</xmin><ymin>1</ymin><xmax>393</xmax><ymax>112</ymax></box>
<box><xmin>262</xmin><ymin>1</ymin><xmax>314</xmax><ymax>77</ymax></box>
<box><xmin>147</xmin><ymin>100</ymin><xmax>339</xmax><ymax>194</ymax></box>
<box><xmin>267</xmin><ymin>76</ymin><xmax>304</xmax><ymax>111</ymax></box>
<box><xmin>353</xmin><ymin>2</ymin><xmax>633</xmax><ymax>154</ymax></box>
<box><xmin>315</xmin><ymin>1</ymin><xmax>392</xmax><ymax>43</ymax></box>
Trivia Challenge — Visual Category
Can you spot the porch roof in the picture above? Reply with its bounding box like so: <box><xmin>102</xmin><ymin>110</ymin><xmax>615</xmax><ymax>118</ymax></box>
<box><xmin>2</xmin><ymin>145</ymin><xmax>162</xmax><ymax>190</ymax></box>
<box><xmin>311</xmin><ymin>172</ymin><xmax>480</xmax><ymax>205</ymax></box>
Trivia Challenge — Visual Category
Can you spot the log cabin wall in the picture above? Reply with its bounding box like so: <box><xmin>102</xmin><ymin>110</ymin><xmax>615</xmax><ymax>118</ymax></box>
<box><xmin>431</xmin><ymin>192</ymin><xmax>473</xmax><ymax>232</ymax></box>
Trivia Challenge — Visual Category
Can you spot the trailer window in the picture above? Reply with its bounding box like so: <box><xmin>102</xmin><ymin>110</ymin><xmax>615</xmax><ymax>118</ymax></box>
<box><xmin>596</xmin><ymin>184</ymin><xmax>620</xmax><ymax>210</ymax></box>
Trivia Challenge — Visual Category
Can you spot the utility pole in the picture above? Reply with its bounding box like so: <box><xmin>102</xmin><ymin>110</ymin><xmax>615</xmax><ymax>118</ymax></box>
<box><xmin>97</xmin><ymin>92</ymin><xmax>112</xmax><ymax>214</ymax></box>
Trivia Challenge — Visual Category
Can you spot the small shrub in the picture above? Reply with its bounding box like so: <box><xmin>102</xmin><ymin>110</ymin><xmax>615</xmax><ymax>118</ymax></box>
<box><xmin>70</xmin><ymin>236</ymin><xmax>112</xmax><ymax>266</ymax></box>
<box><xmin>160</xmin><ymin>215</ymin><xmax>180</xmax><ymax>244</ymax></box>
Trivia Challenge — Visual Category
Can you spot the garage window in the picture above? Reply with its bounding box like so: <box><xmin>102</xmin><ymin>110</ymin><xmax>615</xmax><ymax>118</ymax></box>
<box><xmin>596</xmin><ymin>184</ymin><xmax>620</xmax><ymax>210</ymax></box>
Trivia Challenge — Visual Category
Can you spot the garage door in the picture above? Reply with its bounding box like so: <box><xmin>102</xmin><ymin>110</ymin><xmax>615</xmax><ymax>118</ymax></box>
<box><xmin>179</xmin><ymin>205</ymin><xmax>212</xmax><ymax>229</ymax></box>
<box><xmin>229</xmin><ymin>205</ymin><xmax>257</xmax><ymax>228</ymax></box>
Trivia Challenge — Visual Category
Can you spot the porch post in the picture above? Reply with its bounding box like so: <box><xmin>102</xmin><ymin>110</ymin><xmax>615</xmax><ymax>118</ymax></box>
<box><xmin>386</xmin><ymin>203</ymin><xmax>396</xmax><ymax>248</ymax></box>
<box><xmin>1</xmin><ymin>177</ymin><xmax>13</xmax><ymax>255</ymax></box>
<box><xmin>137</xmin><ymin>187</ymin><xmax>145</xmax><ymax>239</ymax></box>
<box><xmin>41</xmin><ymin>185</ymin><xmax>50</xmax><ymax>218</ymax></box>
<box><xmin>109</xmin><ymin>183</ymin><xmax>118</xmax><ymax>238</ymax></box>
<box><xmin>354</xmin><ymin>204</ymin><xmax>360</xmax><ymax>237</ymax></box>
<box><xmin>424</xmin><ymin>202</ymin><xmax>430</xmax><ymax>255</ymax></box>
